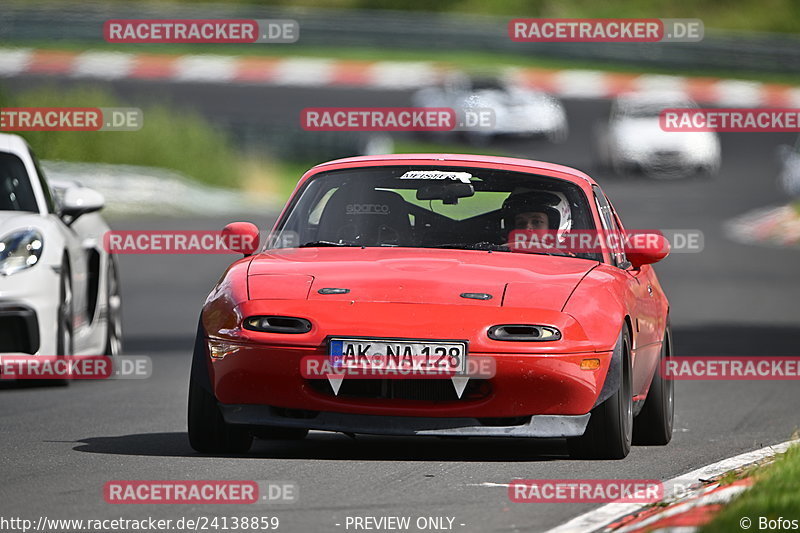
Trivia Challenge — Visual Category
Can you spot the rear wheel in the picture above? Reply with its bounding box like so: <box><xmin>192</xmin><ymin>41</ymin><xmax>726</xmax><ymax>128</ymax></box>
<box><xmin>633</xmin><ymin>328</ymin><xmax>674</xmax><ymax>445</ymax></box>
<box><xmin>568</xmin><ymin>327</ymin><xmax>633</xmax><ymax>460</ymax></box>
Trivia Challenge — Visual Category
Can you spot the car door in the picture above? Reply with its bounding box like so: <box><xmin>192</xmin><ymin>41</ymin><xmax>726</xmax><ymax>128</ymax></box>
<box><xmin>593</xmin><ymin>186</ymin><xmax>659</xmax><ymax>398</ymax></box>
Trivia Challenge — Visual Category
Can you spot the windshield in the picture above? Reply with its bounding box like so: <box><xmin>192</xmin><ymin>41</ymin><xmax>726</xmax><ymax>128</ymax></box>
<box><xmin>269</xmin><ymin>165</ymin><xmax>600</xmax><ymax>261</ymax></box>
<box><xmin>618</xmin><ymin>98</ymin><xmax>695</xmax><ymax>119</ymax></box>
<box><xmin>0</xmin><ymin>152</ymin><xmax>38</xmax><ymax>212</ymax></box>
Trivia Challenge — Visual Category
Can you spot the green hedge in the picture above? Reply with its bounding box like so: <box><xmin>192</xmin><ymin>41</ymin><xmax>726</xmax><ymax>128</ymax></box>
<box><xmin>0</xmin><ymin>85</ymin><xmax>242</xmax><ymax>188</ymax></box>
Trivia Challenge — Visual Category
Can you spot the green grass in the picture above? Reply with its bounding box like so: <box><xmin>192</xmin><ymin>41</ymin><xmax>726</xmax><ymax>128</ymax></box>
<box><xmin>0</xmin><ymin>85</ymin><xmax>244</xmax><ymax>188</ymax></box>
<box><xmin>6</xmin><ymin>41</ymin><xmax>800</xmax><ymax>86</ymax></box>
<box><xmin>700</xmin><ymin>445</ymin><xmax>800</xmax><ymax>533</ymax></box>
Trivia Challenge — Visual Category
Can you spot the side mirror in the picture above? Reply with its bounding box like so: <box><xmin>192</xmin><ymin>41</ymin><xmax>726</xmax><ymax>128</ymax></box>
<box><xmin>625</xmin><ymin>232</ymin><xmax>670</xmax><ymax>269</ymax></box>
<box><xmin>61</xmin><ymin>186</ymin><xmax>105</xmax><ymax>222</ymax></box>
<box><xmin>222</xmin><ymin>222</ymin><xmax>260</xmax><ymax>257</ymax></box>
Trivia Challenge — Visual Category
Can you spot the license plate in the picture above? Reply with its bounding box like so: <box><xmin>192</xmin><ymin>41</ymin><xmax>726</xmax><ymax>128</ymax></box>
<box><xmin>329</xmin><ymin>338</ymin><xmax>467</xmax><ymax>374</ymax></box>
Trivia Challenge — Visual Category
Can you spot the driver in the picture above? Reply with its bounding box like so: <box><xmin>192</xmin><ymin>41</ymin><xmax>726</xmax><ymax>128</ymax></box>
<box><xmin>502</xmin><ymin>190</ymin><xmax>562</xmax><ymax>230</ymax></box>
<box><xmin>501</xmin><ymin>190</ymin><xmax>570</xmax><ymax>251</ymax></box>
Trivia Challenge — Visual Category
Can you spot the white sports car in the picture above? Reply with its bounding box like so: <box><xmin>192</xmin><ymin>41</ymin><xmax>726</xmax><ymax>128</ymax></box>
<box><xmin>0</xmin><ymin>133</ymin><xmax>121</xmax><ymax>362</ymax></box>
<box><xmin>413</xmin><ymin>75</ymin><xmax>568</xmax><ymax>143</ymax></box>
<box><xmin>597</xmin><ymin>91</ymin><xmax>721</xmax><ymax>179</ymax></box>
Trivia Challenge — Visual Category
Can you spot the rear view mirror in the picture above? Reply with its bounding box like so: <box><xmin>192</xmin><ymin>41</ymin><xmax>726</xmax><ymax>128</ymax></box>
<box><xmin>416</xmin><ymin>182</ymin><xmax>474</xmax><ymax>204</ymax></box>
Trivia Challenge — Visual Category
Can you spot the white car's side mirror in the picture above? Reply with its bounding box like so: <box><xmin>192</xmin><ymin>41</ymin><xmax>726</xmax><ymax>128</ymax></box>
<box><xmin>61</xmin><ymin>186</ymin><xmax>105</xmax><ymax>221</ymax></box>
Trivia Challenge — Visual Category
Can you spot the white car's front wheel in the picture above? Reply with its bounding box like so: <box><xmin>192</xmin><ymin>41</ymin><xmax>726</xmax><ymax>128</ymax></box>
<box><xmin>105</xmin><ymin>259</ymin><xmax>123</xmax><ymax>356</ymax></box>
<box><xmin>56</xmin><ymin>260</ymin><xmax>74</xmax><ymax>357</ymax></box>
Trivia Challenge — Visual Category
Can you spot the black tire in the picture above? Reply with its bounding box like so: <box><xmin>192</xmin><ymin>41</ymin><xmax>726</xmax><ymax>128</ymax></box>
<box><xmin>187</xmin><ymin>331</ymin><xmax>252</xmax><ymax>454</ymax></box>
<box><xmin>188</xmin><ymin>375</ymin><xmax>253</xmax><ymax>454</ymax></box>
<box><xmin>252</xmin><ymin>427</ymin><xmax>309</xmax><ymax>441</ymax></box>
<box><xmin>568</xmin><ymin>327</ymin><xmax>633</xmax><ymax>460</ymax></box>
<box><xmin>46</xmin><ymin>261</ymin><xmax>74</xmax><ymax>387</ymax></box>
<box><xmin>104</xmin><ymin>258</ymin><xmax>123</xmax><ymax>356</ymax></box>
<box><xmin>633</xmin><ymin>327</ymin><xmax>674</xmax><ymax>445</ymax></box>
<box><xmin>56</xmin><ymin>261</ymin><xmax>74</xmax><ymax>357</ymax></box>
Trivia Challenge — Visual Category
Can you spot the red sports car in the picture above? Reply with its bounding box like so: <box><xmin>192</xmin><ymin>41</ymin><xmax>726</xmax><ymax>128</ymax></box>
<box><xmin>188</xmin><ymin>154</ymin><xmax>673</xmax><ymax>459</ymax></box>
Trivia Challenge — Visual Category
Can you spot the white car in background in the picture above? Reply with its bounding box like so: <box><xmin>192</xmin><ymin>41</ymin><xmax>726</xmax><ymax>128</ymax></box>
<box><xmin>413</xmin><ymin>74</ymin><xmax>568</xmax><ymax>143</ymax></box>
<box><xmin>598</xmin><ymin>92</ymin><xmax>721</xmax><ymax>179</ymax></box>
<box><xmin>0</xmin><ymin>133</ymin><xmax>122</xmax><ymax>365</ymax></box>
<box><xmin>777</xmin><ymin>135</ymin><xmax>800</xmax><ymax>198</ymax></box>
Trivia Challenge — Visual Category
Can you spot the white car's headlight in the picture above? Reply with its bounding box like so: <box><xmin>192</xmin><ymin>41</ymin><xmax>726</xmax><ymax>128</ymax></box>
<box><xmin>0</xmin><ymin>229</ymin><xmax>44</xmax><ymax>276</ymax></box>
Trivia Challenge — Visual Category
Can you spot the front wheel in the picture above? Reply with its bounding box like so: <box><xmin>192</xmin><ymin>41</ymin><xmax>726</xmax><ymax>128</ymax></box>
<box><xmin>56</xmin><ymin>261</ymin><xmax>74</xmax><ymax>357</ymax></box>
<box><xmin>568</xmin><ymin>327</ymin><xmax>633</xmax><ymax>459</ymax></box>
<box><xmin>188</xmin><ymin>375</ymin><xmax>253</xmax><ymax>454</ymax></box>
<box><xmin>187</xmin><ymin>329</ymin><xmax>252</xmax><ymax>454</ymax></box>
<box><xmin>45</xmin><ymin>261</ymin><xmax>74</xmax><ymax>387</ymax></box>
<box><xmin>104</xmin><ymin>258</ymin><xmax>123</xmax><ymax>356</ymax></box>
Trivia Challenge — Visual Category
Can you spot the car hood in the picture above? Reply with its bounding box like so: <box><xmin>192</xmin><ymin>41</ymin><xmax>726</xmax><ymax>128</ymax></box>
<box><xmin>0</xmin><ymin>211</ymin><xmax>45</xmax><ymax>235</ymax></box>
<box><xmin>247</xmin><ymin>248</ymin><xmax>597</xmax><ymax>310</ymax></box>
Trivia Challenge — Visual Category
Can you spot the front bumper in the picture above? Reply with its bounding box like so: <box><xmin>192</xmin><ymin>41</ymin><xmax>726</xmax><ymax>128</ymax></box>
<box><xmin>220</xmin><ymin>404</ymin><xmax>591</xmax><ymax>438</ymax></box>
<box><xmin>209</xmin><ymin>345</ymin><xmax>613</xmax><ymax>419</ymax></box>
<box><xmin>0</xmin><ymin>265</ymin><xmax>59</xmax><ymax>355</ymax></box>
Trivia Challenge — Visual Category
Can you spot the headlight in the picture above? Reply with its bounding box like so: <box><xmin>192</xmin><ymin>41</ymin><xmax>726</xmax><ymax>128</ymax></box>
<box><xmin>488</xmin><ymin>324</ymin><xmax>561</xmax><ymax>341</ymax></box>
<box><xmin>0</xmin><ymin>229</ymin><xmax>44</xmax><ymax>276</ymax></box>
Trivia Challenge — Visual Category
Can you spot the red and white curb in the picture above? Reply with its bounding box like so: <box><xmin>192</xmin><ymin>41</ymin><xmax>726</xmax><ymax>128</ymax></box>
<box><xmin>725</xmin><ymin>204</ymin><xmax>800</xmax><ymax>248</ymax></box>
<box><xmin>542</xmin><ymin>439</ymin><xmax>798</xmax><ymax>533</ymax></box>
<box><xmin>603</xmin><ymin>478</ymin><xmax>753</xmax><ymax>533</ymax></box>
<box><xmin>1</xmin><ymin>47</ymin><xmax>800</xmax><ymax>106</ymax></box>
